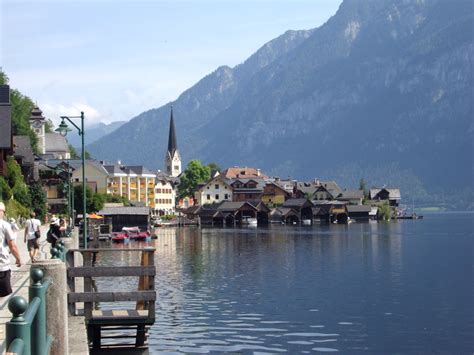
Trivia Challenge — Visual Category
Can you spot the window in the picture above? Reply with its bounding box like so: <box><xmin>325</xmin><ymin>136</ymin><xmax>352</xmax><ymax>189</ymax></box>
<box><xmin>174</xmin><ymin>165</ymin><xmax>179</xmax><ymax>170</ymax></box>
<box><xmin>224</xmin><ymin>194</ymin><xmax>229</xmax><ymax>200</ymax></box>
<box><xmin>215</xmin><ymin>184</ymin><xmax>219</xmax><ymax>189</ymax></box>
<box><xmin>215</xmin><ymin>194</ymin><xmax>219</xmax><ymax>200</ymax></box>
<box><xmin>157</xmin><ymin>188</ymin><xmax>162</xmax><ymax>193</ymax></box>
<box><xmin>207</xmin><ymin>194</ymin><xmax>211</xmax><ymax>200</ymax></box>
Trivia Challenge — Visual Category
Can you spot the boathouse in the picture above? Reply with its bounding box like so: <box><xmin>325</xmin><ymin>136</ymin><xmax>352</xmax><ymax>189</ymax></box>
<box><xmin>98</xmin><ymin>206</ymin><xmax>151</xmax><ymax>231</ymax></box>
<box><xmin>282</xmin><ymin>199</ymin><xmax>314</xmax><ymax>223</ymax></box>
<box><xmin>346</xmin><ymin>205</ymin><xmax>372</xmax><ymax>221</ymax></box>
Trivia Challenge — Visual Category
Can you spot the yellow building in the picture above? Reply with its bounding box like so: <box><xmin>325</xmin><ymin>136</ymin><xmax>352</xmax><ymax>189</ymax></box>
<box><xmin>70</xmin><ymin>160</ymin><xmax>109</xmax><ymax>194</ymax></box>
<box><xmin>104</xmin><ymin>164</ymin><xmax>156</xmax><ymax>208</ymax></box>
<box><xmin>262</xmin><ymin>182</ymin><xmax>290</xmax><ymax>206</ymax></box>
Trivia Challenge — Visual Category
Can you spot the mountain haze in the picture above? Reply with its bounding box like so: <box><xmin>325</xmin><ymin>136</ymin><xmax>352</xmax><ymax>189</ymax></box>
<box><xmin>89</xmin><ymin>0</ymin><xmax>474</xmax><ymax>208</ymax></box>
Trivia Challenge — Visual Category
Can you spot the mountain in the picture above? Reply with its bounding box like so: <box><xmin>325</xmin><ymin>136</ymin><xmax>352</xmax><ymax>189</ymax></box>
<box><xmin>88</xmin><ymin>0</ymin><xmax>474</xmax><ymax>208</ymax></box>
<box><xmin>68</xmin><ymin>121</ymin><xmax>125</xmax><ymax>148</ymax></box>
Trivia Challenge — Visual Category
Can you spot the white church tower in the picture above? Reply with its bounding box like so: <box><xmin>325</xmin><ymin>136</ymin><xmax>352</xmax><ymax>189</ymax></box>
<box><xmin>29</xmin><ymin>106</ymin><xmax>46</xmax><ymax>154</ymax></box>
<box><xmin>165</xmin><ymin>106</ymin><xmax>181</xmax><ymax>177</ymax></box>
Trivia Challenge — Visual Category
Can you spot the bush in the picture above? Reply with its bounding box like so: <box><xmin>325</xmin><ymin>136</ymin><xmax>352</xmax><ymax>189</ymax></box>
<box><xmin>4</xmin><ymin>199</ymin><xmax>30</xmax><ymax>221</ymax></box>
<box><xmin>0</xmin><ymin>177</ymin><xmax>12</xmax><ymax>201</ymax></box>
<box><xmin>378</xmin><ymin>204</ymin><xmax>392</xmax><ymax>221</ymax></box>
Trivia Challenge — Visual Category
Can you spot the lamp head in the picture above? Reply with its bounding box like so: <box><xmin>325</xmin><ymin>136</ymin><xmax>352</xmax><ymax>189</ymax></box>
<box><xmin>55</xmin><ymin>119</ymin><xmax>72</xmax><ymax>137</ymax></box>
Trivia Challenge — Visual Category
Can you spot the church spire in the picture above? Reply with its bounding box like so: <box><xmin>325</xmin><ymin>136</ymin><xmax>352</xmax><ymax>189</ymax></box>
<box><xmin>167</xmin><ymin>105</ymin><xmax>177</xmax><ymax>156</ymax></box>
<box><xmin>165</xmin><ymin>105</ymin><xmax>181</xmax><ymax>177</ymax></box>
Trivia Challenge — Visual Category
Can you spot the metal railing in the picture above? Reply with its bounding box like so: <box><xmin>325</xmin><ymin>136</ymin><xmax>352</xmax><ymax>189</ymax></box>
<box><xmin>50</xmin><ymin>240</ymin><xmax>66</xmax><ymax>262</ymax></box>
<box><xmin>6</xmin><ymin>268</ymin><xmax>53</xmax><ymax>355</ymax></box>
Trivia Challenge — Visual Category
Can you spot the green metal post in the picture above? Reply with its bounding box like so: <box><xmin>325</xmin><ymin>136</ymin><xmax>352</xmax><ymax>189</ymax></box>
<box><xmin>81</xmin><ymin>111</ymin><xmax>87</xmax><ymax>249</ymax></box>
<box><xmin>6</xmin><ymin>296</ymin><xmax>31</xmax><ymax>355</ymax></box>
<box><xmin>29</xmin><ymin>268</ymin><xmax>47</xmax><ymax>355</ymax></box>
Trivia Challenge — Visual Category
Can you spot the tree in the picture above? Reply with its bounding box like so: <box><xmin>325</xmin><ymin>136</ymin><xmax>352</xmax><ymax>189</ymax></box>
<box><xmin>0</xmin><ymin>177</ymin><xmax>12</xmax><ymax>201</ymax></box>
<box><xmin>7</xmin><ymin>157</ymin><xmax>31</xmax><ymax>208</ymax></box>
<box><xmin>178</xmin><ymin>160</ymin><xmax>211</xmax><ymax>198</ymax></box>
<box><xmin>29</xmin><ymin>182</ymin><xmax>47</xmax><ymax>221</ymax></box>
<box><xmin>207</xmin><ymin>162</ymin><xmax>221</xmax><ymax>173</ymax></box>
<box><xmin>73</xmin><ymin>185</ymin><xmax>104</xmax><ymax>214</ymax></box>
<box><xmin>69</xmin><ymin>145</ymin><xmax>79</xmax><ymax>159</ymax></box>
<box><xmin>359</xmin><ymin>178</ymin><xmax>368</xmax><ymax>198</ymax></box>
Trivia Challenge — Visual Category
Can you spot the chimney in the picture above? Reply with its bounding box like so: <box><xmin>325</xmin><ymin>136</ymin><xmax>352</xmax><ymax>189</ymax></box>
<box><xmin>257</xmin><ymin>169</ymin><xmax>261</xmax><ymax>177</ymax></box>
<box><xmin>315</xmin><ymin>178</ymin><xmax>320</xmax><ymax>186</ymax></box>
<box><xmin>117</xmin><ymin>160</ymin><xmax>121</xmax><ymax>165</ymax></box>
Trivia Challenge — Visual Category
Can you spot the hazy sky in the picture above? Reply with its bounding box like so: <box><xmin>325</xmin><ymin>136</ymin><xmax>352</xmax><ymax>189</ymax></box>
<box><xmin>1</xmin><ymin>0</ymin><xmax>342</xmax><ymax>126</ymax></box>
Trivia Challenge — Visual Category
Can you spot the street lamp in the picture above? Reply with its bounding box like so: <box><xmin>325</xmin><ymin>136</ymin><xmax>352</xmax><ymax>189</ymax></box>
<box><xmin>57</xmin><ymin>161</ymin><xmax>74</xmax><ymax>234</ymax></box>
<box><xmin>55</xmin><ymin>111</ymin><xmax>87</xmax><ymax>248</ymax></box>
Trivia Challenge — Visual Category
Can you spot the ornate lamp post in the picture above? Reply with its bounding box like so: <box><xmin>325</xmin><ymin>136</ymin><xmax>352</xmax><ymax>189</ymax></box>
<box><xmin>55</xmin><ymin>112</ymin><xmax>87</xmax><ymax>248</ymax></box>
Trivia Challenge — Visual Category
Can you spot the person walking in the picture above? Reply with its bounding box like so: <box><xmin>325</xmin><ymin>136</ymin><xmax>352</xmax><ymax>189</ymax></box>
<box><xmin>24</xmin><ymin>211</ymin><xmax>41</xmax><ymax>263</ymax></box>
<box><xmin>47</xmin><ymin>216</ymin><xmax>62</xmax><ymax>249</ymax></box>
<box><xmin>0</xmin><ymin>202</ymin><xmax>22</xmax><ymax>297</ymax></box>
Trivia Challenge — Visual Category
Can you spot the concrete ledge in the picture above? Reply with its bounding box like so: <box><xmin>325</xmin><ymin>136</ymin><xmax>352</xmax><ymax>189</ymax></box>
<box><xmin>69</xmin><ymin>315</ymin><xmax>89</xmax><ymax>355</ymax></box>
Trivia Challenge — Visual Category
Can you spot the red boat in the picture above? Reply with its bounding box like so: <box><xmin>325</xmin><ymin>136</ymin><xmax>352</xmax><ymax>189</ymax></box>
<box><xmin>111</xmin><ymin>232</ymin><xmax>129</xmax><ymax>243</ymax></box>
<box><xmin>122</xmin><ymin>227</ymin><xmax>152</xmax><ymax>241</ymax></box>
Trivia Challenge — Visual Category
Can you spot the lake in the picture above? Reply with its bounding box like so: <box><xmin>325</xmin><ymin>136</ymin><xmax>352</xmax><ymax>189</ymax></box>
<box><xmin>97</xmin><ymin>212</ymin><xmax>473</xmax><ymax>353</ymax></box>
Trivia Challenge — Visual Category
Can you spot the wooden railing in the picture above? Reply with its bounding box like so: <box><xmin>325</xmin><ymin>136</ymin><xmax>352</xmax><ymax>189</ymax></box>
<box><xmin>65</xmin><ymin>248</ymin><xmax>156</xmax><ymax>349</ymax></box>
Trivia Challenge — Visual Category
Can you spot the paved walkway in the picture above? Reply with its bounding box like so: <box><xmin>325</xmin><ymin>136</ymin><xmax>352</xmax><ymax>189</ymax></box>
<box><xmin>0</xmin><ymin>224</ymin><xmax>51</xmax><ymax>353</ymax></box>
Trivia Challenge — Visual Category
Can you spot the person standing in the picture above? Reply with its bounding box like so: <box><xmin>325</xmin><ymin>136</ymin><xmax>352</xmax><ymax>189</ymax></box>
<box><xmin>0</xmin><ymin>202</ymin><xmax>22</xmax><ymax>297</ymax></box>
<box><xmin>24</xmin><ymin>212</ymin><xmax>41</xmax><ymax>263</ymax></box>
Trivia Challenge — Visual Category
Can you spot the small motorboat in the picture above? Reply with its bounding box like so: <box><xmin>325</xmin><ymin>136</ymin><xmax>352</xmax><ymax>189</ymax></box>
<box><xmin>242</xmin><ymin>217</ymin><xmax>257</xmax><ymax>226</ymax></box>
<box><xmin>111</xmin><ymin>232</ymin><xmax>129</xmax><ymax>243</ymax></box>
<box><xmin>122</xmin><ymin>227</ymin><xmax>152</xmax><ymax>241</ymax></box>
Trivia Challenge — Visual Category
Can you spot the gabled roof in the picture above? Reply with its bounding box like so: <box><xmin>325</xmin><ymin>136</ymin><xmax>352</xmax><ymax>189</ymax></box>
<box><xmin>13</xmin><ymin>136</ymin><xmax>34</xmax><ymax>165</ymax></box>
<box><xmin>44</xmin><ymin>133</ymin><xmax>69</xmax><ymax>152</ymax></box>
<box><xmin>369</xmin><ymin>188</ymin><xmax>401</xmax><ymax>200</ymax></box>
<box><xmin>98</xmin><ymin>206</ymin><xmax>150</xmax><ymax>216</ymax></box>
<box><xmin>337</xmin><ymin>190</ymin><xmax>364</xmax><ymax>200</ymax></box>
<box><xmin>282</xmin><ymin>198</ymin><xmax>313</xmax><ymax>208</ymax></box>
<box><xmin>221</xmin><ymin>167</ymin><xmax>268</xmax><ymax>179</ymax></box>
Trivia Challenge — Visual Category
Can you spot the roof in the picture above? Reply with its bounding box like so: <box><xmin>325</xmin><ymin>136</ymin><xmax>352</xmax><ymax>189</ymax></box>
<box><xmin>221</xmin><ymin>167</ymin><xmax>268</xmax><ymax>179</ymax></box>
<box><xmin>271</xmin><ymin>207</ymin><xmax>299</xmax><ymax>217</ymax></box>
<box><xmin>45</xmin><ymin>159</ymin><xmax>107</xmax><ymax>175</ymax></box>
<box><xmin>98</xmin><ymin>206</ymin><xmax>150</xmax><ymax>216</ymax></box>
<box><xmin>104</xmin><ymin>164</ymin><xmax>156</xmax><ymax>177</ymax></box>
<box><xmin>369</xmin><ymin>188</ymin><xmax>401</xmax><ymax>200</ymax></box>
<box><xmin>167</xmin><ymin>106</ymin><xmax>178</xmax><ymax>156</ymax></box>
<box><xmin>346</xmin><ymin>205</ymin><xmax>372</xmax><ymax>213</ymax></box>
<box><xmin>337</xmin><ymin>190</ymin><xmax>364</xmax><ymax>200</ymax></box>
<box><xmin>282</xmin><ymin>198</ymin><xmax>313</xmax><ymax>208</ymax></box>
<box><xmin>29</xmin><ymin>106</ymin><xmax>45</xmax><ymax>121</ymax></box>
<box><xmin>0</xmin><ymin>86</ymin><xmax>12</xmax><ymax>149</ymax></box>
<box><xmin>13</xmin><ymin>136</ymin><xmax>34</xmax><ymax>165</ymax></box>
<box><xmin>44</xmin><ymin>133</ymin><xmax>69</xmax><ymax>153</ymax></box>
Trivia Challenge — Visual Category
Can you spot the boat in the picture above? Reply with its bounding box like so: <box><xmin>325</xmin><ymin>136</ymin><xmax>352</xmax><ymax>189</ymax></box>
<box><xmin>111</xmin><ymin>232</ymin><xmax>129</xmax><ymax>243</ymax></box>
<box><xmin>302</xmin><ymin>219</ymin><xmax>312</xmax><ymax>226</ymax></box>
<box><xmin>397</xmin><ymin>213</ymin><xmax>424</xmax><ymax>220</ymax></box>
<box><xmin>122</xmin><ymin>227</ymin><xmax>152</xmax><ymax>241</ymax></box>
<box><xmin>242</xmin><ymin>217</ymin><xmax>258</xmax><ymax>226</ymax></box>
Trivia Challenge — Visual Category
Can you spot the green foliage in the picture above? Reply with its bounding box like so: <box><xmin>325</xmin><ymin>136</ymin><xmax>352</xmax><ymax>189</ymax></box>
<box><xmin>4</xmin><ymin>199</ymin><xmax>30</xmax><ymax>220</ymax></box>
<box><xmin>6</xmin><ymin>157</ymin><xmax>31</xmax><ymax>208</ymax></box>
<box><xmin>359</xmin><ymin>178</ymin><xmax>368</xmax><ymax>198</ymax></box>
<box><xmin>378</xmin><ymin>203</ymin><xmax>392</xmax><ymax>221</ymax></box>
<box><xmin>178</xmin><ymin>160</ymin><xmax>211</xmax><ymax>198</ymax></box>
<box><xmin>160</xmin><ymin>214</ymin><xmax>176</xmax><ymax>221</ymax></box>
<box><xmin>73</xmin><ymin>185</ymin><xmax>104</xmax><ymax>214</ymax></box>
<box><xmin>102</xmin><ymin>194</ymin><xmax>130</xmax><ymax>206</ymax></box>
<box><xmin>206</xmin><ymin>162</ymin><xmax>221</xmax><ymax>173</ymax></box>
<box><xmin>69</xmin><ymin>144</ymin><xmax>79</xmax><ymax>159</ymax></box>
<box><xmin>29</xmin><ymin>182</ymin><xmax>47</xmax><ymax>221</ymax></box>
<box><xmin>0</xmin><ymin>177</ymin><xmax>12</xmax><ymax>201</ymax></box>
<box><xmin>85</xmin><ymin>151</ymin><xmax>92</xmax><ymax>159</ymax></box>
<box><xmin>45</xmin><ymin>119</ymin><xmax>54</xmax><ymax>133</ymax></box>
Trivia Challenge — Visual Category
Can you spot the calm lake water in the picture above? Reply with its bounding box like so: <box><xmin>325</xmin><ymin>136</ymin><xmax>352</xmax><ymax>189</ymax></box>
<box><xmin>96</xmin><ymin>213</ymin><xmax>473</xmax><ymax>353</ymax></box>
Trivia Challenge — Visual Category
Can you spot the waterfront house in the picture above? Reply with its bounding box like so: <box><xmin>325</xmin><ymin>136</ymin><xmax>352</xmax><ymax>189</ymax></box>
<box><xmin>71</xmin><ymin>159</ymin><xmax>110</xmax><ymax>194</ymax></box>
<box><xmin>282</xmin><ymin>198</ymin><xmax>314</xmax><ymax>222</ymax></box>
<box><xmin>336</xmin><ymin>189</ymin><xmax>364</xmax><ymax>205</ymax></box>
<box><xmin>0</xmin><ymin>84</ymin><xmax>11</xmax><ymax>177</ymax></box>
<box><xmin>313</xmin><ymin>200</ymin><xmax>348</xmax><ymax>223</ymax></box>
<box><xmin>230</xmin><ymin>178</ymin><xmax>265</xmax><ymax>202</ymax></box>
<box><xmin>369</xmin><ymin>188</ymin><xmax>401</xmax><ymax>207</ymax></box>
<box><xmin>104</xmin><ymin>163</ymin><xmax>156</xmax><ymax>208</ymax></box>
<box><xmin>98</xmin><ymin>206</ymin><xmax>150</xmax><ymax>232</ymax></box>
<box><xmin>313</xmin><ymin>180</ymin><xmax>342</xmax><ymax>200</ymax></box>
<box><xmin>269</xmin><ymin>207</ymin><xmax>300</xmax><ymax>224</ymax></box>
<box><xmin>38</xmin><ymin>162</ymin><xmax>68</xmax><ymax>214</ymax></box>
<box><xmin>194</xmin><ymin>175</ymin><xmax>232</xmax><ymax>205</ymax></box>
<box><xmin>262</xmin><ymin>181</ymin><xmax>291</xmax><ymax>206</ymax></box>
<box><xmin>346</xmin><ymin>205</ymin><xmax>372</xmax><ymax>221</ymax></box>
<box><xmin>154</xmin><ymin>172</ymin><xmax>177</xmax><ymax>215</ymax></box>
<box><xmin>196</xmin><ymin>200</ymin><xmax>268</xmax><ymax>226</ymax></box>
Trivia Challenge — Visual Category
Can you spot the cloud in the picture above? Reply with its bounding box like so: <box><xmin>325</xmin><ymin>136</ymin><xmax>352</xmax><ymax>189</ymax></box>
<box><xmin>41</xmin><ymin>102</ymin><xmax>102</xmax><ymax>127</ymax></box>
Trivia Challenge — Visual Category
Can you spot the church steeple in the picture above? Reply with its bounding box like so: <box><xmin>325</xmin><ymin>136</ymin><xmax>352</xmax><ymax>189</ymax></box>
<box><xmin>167</xmin><ymin>106</ymin><xmax>177</xmax><ymax>157</ymax></box>
<box><xmin>165</xmin><ymin>106</ymin><xmax>181</xmax><ymax>177</ymax></box>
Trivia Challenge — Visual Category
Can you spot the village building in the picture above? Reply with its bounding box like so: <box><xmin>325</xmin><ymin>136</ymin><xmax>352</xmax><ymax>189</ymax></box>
<box><xmin>336</xmin><ymin>190</ymin><xmax>364</xmax><ymax>205</ymax></box>
<box><xmin>165</xmin><ymin>106</ymin><xmax>181</xmax><ymax>177</ymax></box>
<box><xmin>104</xmin><ymin>163</ymin><xmax>156</xmax><ymax>208</ymax></box>
<box><xmin>282</xmin><ymin>198</ymin><xmax>314</xmax><ymax>223</ymax></box>
<box><xmin>262</xmin><ymin>181</ymin><xmax>291</xmax><ymax>206</ymax></box>
<box><xmin>70</xmin><ymin>159</ymin><xmax>110</xmax><ymax>194</ymax></box>
<box><xmin>230</xmin><ymin>178</ymin><xmax>266</xmax><ymax>202</ymax></box>
<box><xmin>369</xmin><ymin>188</ymin><xmax>401</xmax><ymax>207</ymax></box>
<box><xmin>221</xmin><ymin>166</ymin><xmax>267</xmax><ymax>179</ymax></box>
<box><xmin>269</xmin><ymin>207</ymin><xmax>300</xmax><ymax>224</ymax></box>
<box><xmin>0</xmin><ymin>84</ymin><xmax>11</xmax><ymax>176</ymax></box>
<box><xmin>194</xmin><ymin>175</ymin><xmax>232</xmax><ymax>206</ymax></box>
<box><xmin>154</xmin><ymin>172</ymin><xmax>177</xmax><ymax>215</ymax></box>
<box><xmin>98</xmin><ymin>205</ymin><xmax>150</xmax><ymax>232</ymax></box>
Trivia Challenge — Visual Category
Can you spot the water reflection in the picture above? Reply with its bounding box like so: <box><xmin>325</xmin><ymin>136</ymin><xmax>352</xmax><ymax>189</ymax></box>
<box><xmin>95</xmin><ymin>214</ymin><xmax>473</xmax><ymax>353</ymax></box>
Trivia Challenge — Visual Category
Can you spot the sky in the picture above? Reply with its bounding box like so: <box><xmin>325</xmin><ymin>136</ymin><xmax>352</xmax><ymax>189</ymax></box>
<box><xmin>1</xmin><ymin>0</ymin><xmax>342</xmax><ymax>127</ymax></box>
